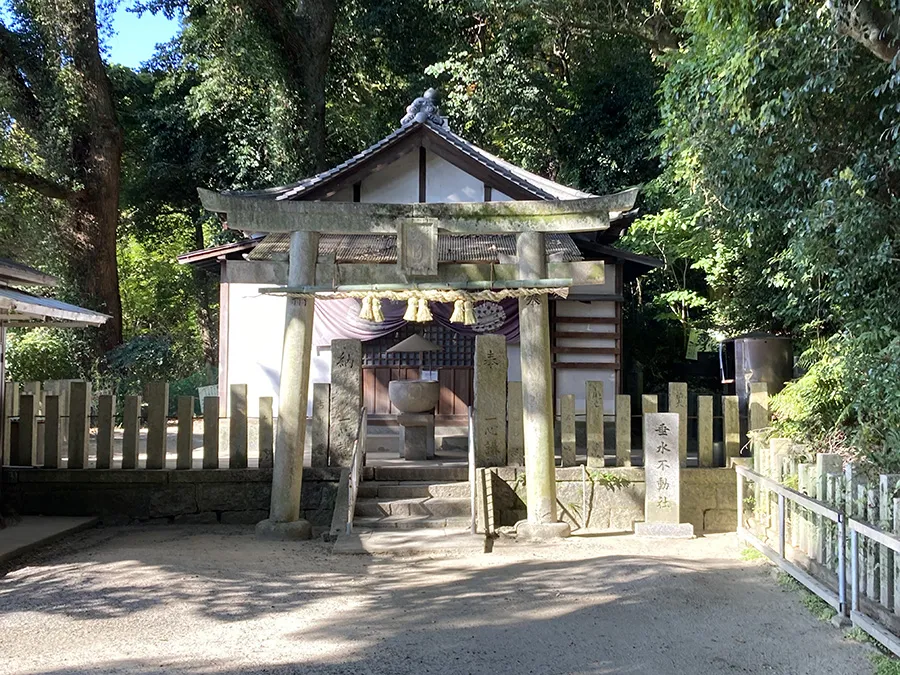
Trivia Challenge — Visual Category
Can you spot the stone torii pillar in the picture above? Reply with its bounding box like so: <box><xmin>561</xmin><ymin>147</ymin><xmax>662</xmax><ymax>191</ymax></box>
<box><xmin>256</xmin><ymin>231</ymin><xmax>318</xmax><ymax>540</ymax></box>
<box><xmin>515</xmin><ymin>231</ymin><xmax>569</xmax><ymax>539</ymax></box>
<box><xmin>198</xmin><ymin>188</ymin><xmax>638</xmax><ymax>543</ymax></box>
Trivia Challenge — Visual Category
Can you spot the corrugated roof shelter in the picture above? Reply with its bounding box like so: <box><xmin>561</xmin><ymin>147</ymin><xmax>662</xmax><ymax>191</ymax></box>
<box><xmin>0</xmin><ymin>258</ymin><xmax>110</xmax><ymax>328</ymax></box>
<box><xmin>0</xmin><ymin>258</ymin><xmax>110</xmax><ymax>472</ymax></box>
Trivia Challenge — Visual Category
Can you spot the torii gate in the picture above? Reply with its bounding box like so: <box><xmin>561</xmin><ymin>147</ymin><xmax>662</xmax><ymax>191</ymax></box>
<box><xmin>199</xmin><ymin>189</ymin><xmax>638</xmax><ymax>540</ymax></box>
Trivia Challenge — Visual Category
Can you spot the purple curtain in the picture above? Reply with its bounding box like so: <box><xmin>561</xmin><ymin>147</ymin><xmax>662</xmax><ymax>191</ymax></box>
<box><xmin>313</xmin><ymin>298</ymin><xmax>520</xmax><ymax>346</ymax></box>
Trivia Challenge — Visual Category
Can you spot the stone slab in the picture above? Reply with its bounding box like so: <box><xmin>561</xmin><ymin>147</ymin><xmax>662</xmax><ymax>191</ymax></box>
<box><xmin>400</xmin><ymin>424</ymin><xmax>429</xmax><ymax>461</ymax></box>
<box><xmin>668</xmin><ymin>382</ymin><xmax>688</xmax><ymax>468</ymax></box>
<box><xmin>67</xmin><ymin>381</ymin><xmax>91</xmax><ymax>470</ymax></box>
<box><xmin>255</xmin><ymin>518</ymin><xmax>312</xmax><ymax>541</ymax></box>
<box><xmin>560</xmin><ymin>394</ymin><xmax>577</xmax><ymax>467</ymax></box>
<box><xmin>229</xmin><ymin>384</ymin><xmax>248</xmax><ymax>469</ymax></box>
<box><xmin>329</xmin><ymin>339</ymin><xmax>362</xmax><ymax>467</ymax></box>
<box><xmin>634</xmin><ymin>522</ymin><xmax>695</xmax><ymax>539</ymax></box>
<box><xmin>698</xmin><ymin>395</ymin><xmax>714</xmax><ymax>467</ymax></box>
<box><xmin>506</xmin><ymin>381</ymin><xmax>524</xmax><ymax>466</ymax></box>
<box><xmin>615</xmin><ymin>395</ymin><xmax>631</xmax><ymax>467</ymax></box>
<box><xmin>334</xmin><ymin>529</ymin><xmax>486</xmax><ymax>555</ymax></box>
<box><xmin>586</xmin><ymin>381</ymin><xmax>604</xmax><ymax>468</ymax></box>
<box><xmin>258</xmin><ymin>397</ymin><xmax>274</xmax><ymax>469</ymax></box>
<box><xmin>643</xmin><ymin>412</ymin><xmax>681</xmax><ymax>525</ymax></box>
<box><xmin>0</xmin><ymin>516</ymin><xmax>99</xmax><ymax>566</ymax></box>
<box><xmin>310</xmin><ymin>383</ymin><xmax>330</xmax><ymax>467</ymax></box>
<box><xmin>474</xmin><ymin>334</ymin><xmax>507</xmax><ymax>467</ymax></box>
<box><xmin>514</xmin><ymin>520</ymin><xmax>571</xmax><ymax>540</ymax></box>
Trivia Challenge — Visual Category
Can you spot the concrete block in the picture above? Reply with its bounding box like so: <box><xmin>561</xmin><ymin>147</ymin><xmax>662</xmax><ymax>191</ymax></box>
<box><xmin>198</xmin><ymin>483</ymin><xmax>270</xmax><ymax>512</ymax></box>
<box><xmin>149</xmin><ymin>487</ymin><xmax>198</xmax><ymax>517</ymax></box>
<box><xmin>704</xmin><ymin>508</ymin><xmax>738</xmax><ymax>533</ymax></box>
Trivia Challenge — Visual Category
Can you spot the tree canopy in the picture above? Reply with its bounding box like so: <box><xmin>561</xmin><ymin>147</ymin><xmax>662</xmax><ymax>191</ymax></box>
<box><xmin>2</xmin><ymin>0</ymin><xmax>900</xmax><ymax>467</ymax></box>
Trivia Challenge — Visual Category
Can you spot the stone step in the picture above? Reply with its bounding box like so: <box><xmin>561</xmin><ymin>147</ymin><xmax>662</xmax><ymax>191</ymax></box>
<box><xmin>353</xmin><ymin>516</ymin><xmax>471</xmax><ymax>530</ymax></box>
<box><xmin>354</xmin><ymin>497</ymin><xmax>470</xmax><ymax>519</ymax></box>
<box><xmin>357</xmin><ymin>481</ymin><xmax>470</xmax><ymax>499</ymax></box>
<box><xmin>369</xmin><ymin>466</ymin><xmax>469</xmax><ymax>482</ymax></box>
<box><xmin>334</xmin><ymin>529</ymin><xmax>487</xmax><ymax>555</ymax></box>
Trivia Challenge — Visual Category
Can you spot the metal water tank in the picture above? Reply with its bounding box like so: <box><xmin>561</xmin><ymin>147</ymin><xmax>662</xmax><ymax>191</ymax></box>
<box><xmin>724</xmin><ymin>332</ymin><xmax>794</xmax><ymax>412</ymax></box>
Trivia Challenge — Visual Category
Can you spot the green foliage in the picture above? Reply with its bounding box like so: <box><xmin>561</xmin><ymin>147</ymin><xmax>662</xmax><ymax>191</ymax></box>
<box><xmin>739</xmin><ymin>546</ymin><xmax>763</xmax><ymax>561</ymax></box>
<box><xmin>6</xmin><ymin>329</ymin><xmax>84</xmax><ymax>382</ymax></box>
<box><xmin>587</xmin><ymin>470</ymin><xmax>631</xmax><ymax>491</ymax></box>
<box><xmin>871</xmin><ymin>654</ymin><xmax>900</xmax><ymax>675</ymax></box>
<box><xmin>630</xmin><ymin>0</ymin><xmax>900</xmax><ymax>470</ymax></box>
<box><xmin>770</xmin><ymin>339</ymin><xmax>848</xmax><ymax>450</ymax></box>
<box><xmin>776</xmin><ymin>572</ymin><xmax>835</xmax><ymax>622</ymax></box>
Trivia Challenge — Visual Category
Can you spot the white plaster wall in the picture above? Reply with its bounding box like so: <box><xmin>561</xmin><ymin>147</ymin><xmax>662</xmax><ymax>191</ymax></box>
<box><xmin>359</xmin><ymin>150</ymin><xmax>419</xmax><ymax>203</ymax></box>
<box><xmin>426</xmin><ymin>153</ymin><xmax>483</xmax><ymax>202</ymax></box>
<box><xmin>568</xmin><ymin>263</ymin><xmax>616</xmax><ymax>296</ymax></box>
<box><xmin>493</xmin><ymin>191</ymin><xmax>513</xmax><ymax>201</ymax></box>
<box><xmin>226</xmin><ymin>283</ymin><xmax>331</xmax><ymax>417</ymax></box>
<box><xmin>556</xmin><ymin>370</ymin><xmax>616</xmax><ymax>415</ymax></box>
<box><xmin>553</xmin><ymin>299</ymin><xmax>617</xmax><ymax>414</ymax></box>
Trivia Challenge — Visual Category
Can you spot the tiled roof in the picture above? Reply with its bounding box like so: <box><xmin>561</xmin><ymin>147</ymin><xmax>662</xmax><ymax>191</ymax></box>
<box><xmin>220</xmin><ymin>120</ymin><xmax>593</xmax><ymax>203</ymax></box>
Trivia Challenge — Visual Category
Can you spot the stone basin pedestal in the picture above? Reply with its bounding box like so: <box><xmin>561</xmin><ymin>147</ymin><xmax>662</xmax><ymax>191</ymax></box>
<box><xmin>389</xmin><ymin>380</ymin><xmax>439</xmax><ymax>461</ymax></box>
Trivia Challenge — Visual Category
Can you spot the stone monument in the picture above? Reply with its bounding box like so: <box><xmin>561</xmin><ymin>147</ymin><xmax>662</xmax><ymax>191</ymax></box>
<box><xmin>634</xmin><ymin>412</ymin><xmax>694</xmax><ymax>539</ymax></box>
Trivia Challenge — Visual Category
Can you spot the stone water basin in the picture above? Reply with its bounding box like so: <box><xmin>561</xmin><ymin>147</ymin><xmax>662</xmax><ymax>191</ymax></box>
<box><xmin>388</xmin><ymin>379</ymin><xmax>440</xmax><ymax>413</ymax></box>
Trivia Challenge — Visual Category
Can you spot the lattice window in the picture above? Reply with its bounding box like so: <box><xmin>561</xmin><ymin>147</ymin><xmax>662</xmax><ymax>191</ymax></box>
<box><xmin>362</xmin><ymin>322</ymin><xmax>475</xmax><ymax>368</ymax></box>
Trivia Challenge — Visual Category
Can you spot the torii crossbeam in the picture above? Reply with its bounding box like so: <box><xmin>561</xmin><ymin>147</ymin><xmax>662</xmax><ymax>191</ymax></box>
<box><xmin>199</xmin><ymin>188</ymin><xmax>639</xmax><ymax>541</ymax></box>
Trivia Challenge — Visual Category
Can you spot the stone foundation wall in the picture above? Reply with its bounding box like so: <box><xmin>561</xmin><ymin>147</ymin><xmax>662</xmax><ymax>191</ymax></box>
<box><xmin>480</xmin><ymin>467</ymin><xmax>737</xmax><ymax>534</ymax></box>
<box><xmin>1</xmin><ymin>468</ymin><xmax>341</xmax><ymax>528</ymax></box>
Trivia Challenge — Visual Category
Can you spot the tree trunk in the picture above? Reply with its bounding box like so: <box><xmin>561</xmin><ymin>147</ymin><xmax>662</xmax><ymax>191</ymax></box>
<box><xmin>296</xmin><ymin>0</ymin><xmax>337</xmax><ymax>172</ymax></box>
<box><xmin>245</xmin><ymin>0</ymin><xmax>337</xmax><ymax>172</ymax></box>
<box><xmin>192</xmin><ymin>219</ymin><xmax>218</xmax><ymax>371</ymax></box>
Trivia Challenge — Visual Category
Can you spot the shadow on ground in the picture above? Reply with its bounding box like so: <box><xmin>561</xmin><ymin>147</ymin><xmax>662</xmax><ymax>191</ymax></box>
<box><xmin>0</xmin><ymin>526</ymin><xmax>872</xmax><ymax>675</ymax></box>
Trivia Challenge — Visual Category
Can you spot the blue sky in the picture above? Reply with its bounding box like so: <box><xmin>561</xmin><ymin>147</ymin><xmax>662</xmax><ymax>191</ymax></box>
<box><xmin>106</xmin><ymin>4</ymin><xmax>181</xmax><ymax>68</ymax></box>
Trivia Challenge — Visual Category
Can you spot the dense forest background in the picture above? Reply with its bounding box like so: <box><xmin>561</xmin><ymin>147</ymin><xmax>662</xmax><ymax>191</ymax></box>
<box><xmin>2</xmin><ymin>0</ymin><xmax>900</xmax><ymax>466</ymax></box>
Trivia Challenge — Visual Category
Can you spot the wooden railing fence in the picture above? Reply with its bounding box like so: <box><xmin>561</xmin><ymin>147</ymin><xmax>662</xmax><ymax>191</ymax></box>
<box><xmin>740</xmin><ymin>434</ymin><xmax>900</xmax><ymax>657</ymax></box>
<box><xmin>1</xmin><ymin>380</ymin><xmax>275</xmax><ymax>470</ymax></box>
<box><xmin>551</xmin><ymin>380</ymin><xmax>771</xmax><ymax>468</ymax></box>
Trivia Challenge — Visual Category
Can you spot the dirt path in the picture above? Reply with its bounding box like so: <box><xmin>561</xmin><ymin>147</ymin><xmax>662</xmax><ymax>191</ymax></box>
<box><xmin>0</xmin><ymin>527</ymin><xmax>874</xmax><ymax>674</ymax></box>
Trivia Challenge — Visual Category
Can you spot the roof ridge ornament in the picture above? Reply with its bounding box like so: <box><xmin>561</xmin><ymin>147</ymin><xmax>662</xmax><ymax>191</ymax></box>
<box><xmin>401</xmin><ymin>88</ymin><xmax>448</xmax><ymax>128</ymax></box>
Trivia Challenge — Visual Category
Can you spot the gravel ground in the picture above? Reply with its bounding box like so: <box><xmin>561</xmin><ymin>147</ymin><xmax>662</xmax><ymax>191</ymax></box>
<box><xmin>0</xmin><ymin>526</ymin><xmax>875</xmax><ymax>675</ymax></box>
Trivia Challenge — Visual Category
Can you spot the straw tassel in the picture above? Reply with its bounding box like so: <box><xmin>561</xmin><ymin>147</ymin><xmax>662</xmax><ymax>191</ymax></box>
<box><xmin>359</xmin><ymin>296</ymin><xmax>374</xmax><ymax>321</ymax></box>
<box><xmin>450</xmin><ymin>298</ymin><xmax>465</xmax><ymax>323</ymax></box>
<box><xmin>403</xmin><ymin>297</ymin><xmax>418</xmax><ymax>321</ymax></box>
<box><xmin>371</xmin><ymin>297</ymin><xmax>384</xmax><ymax>322</ymax></box>
<box><xmin>416</xmin><ymin>297</ymin><xmax>433</xmax><ymax>322</ymax></box>
<box><xmin>463</xmin><ymin>300</ymin><xmax>476</xmax><ymax>325</ymax></box>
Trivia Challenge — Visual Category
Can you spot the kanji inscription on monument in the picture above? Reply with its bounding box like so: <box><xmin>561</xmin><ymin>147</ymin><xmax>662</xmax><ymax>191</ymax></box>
<box><xmin>635</xmin><ymin>412</ymin><xmax>694</xmax><ymax>538</ymax></box>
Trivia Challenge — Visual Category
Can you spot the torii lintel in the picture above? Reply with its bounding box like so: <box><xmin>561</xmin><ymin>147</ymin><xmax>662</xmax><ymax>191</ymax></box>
<box><xmin>197</xmin><ymin>187</ymin><xmax>639</xmax><ymax>235</ymax></box>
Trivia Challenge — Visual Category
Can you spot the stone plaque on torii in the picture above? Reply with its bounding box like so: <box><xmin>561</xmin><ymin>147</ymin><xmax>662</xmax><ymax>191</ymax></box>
<box><xmin>199</xmin><ymin>187</ymin><xmax>638</xmax><ymax>541</ymax></box>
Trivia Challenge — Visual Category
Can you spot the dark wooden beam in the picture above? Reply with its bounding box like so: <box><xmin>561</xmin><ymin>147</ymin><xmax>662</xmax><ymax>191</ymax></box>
<box><xmin>552</xmin><ymin>330</ymin><xmax>619</xmax><ymax>339</ymax></box>
<box><xmin>551</xmin><ymin>346</ymin><xmax>620</xmax><ymax>355</ymax></box>
<box><xmin>419</xmin><ymin>147</ymin><xmax>426</xmax><ymax>203</ymax></box>
<box><xmin>484</xmin><ymin>185</ymin><xmax>492</xmax><ymax>202</ymax></box>
<box><xmin>353</xmin><ymin>182</ymin><xmax>361</xmax><ymax>202</ymax></box>
<box><xmin>554</xmin><ymin>316</ymin><xmax>618</xmax><ymax>325</ymax></box>
<box><xmin>552</xmin><ymin>362</ymin><xmax>618</xmax><ymax>370</ymax></box>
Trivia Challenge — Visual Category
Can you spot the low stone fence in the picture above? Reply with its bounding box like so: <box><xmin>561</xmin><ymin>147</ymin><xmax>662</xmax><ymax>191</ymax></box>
<box><xmin>476</xmin><ymin>466</ymin><xmax>737</xmax><ymax>535</ymax></box>
<box><xmin>1</xmin><ymin>468</ymin><xmax>342</xmax><ymax>529</ymax></box>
